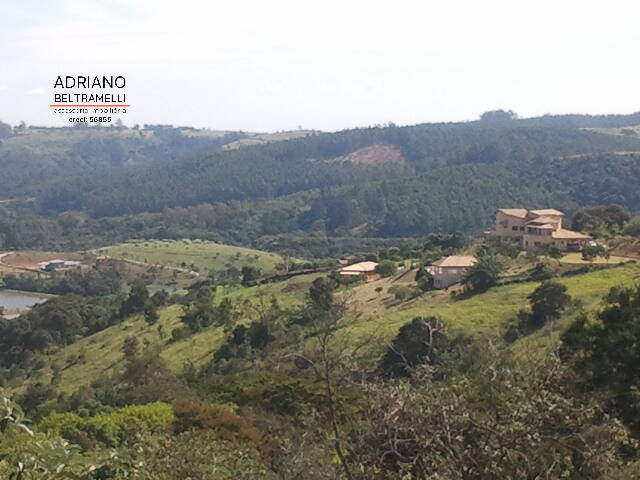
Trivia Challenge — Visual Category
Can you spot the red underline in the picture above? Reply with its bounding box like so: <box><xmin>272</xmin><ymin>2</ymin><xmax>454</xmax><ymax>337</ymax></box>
<box><xmin>49</xmin><ymin>105</ymin><xmax>131</xmax><ymax>107</ymax></box>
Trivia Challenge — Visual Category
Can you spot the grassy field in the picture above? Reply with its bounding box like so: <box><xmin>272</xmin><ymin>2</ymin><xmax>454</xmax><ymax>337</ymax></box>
<box><xmin>343</xmin><ymin>262</ymin><xmax>640</xmax><ymax>344</ymax></box>
<box><xmin>222</xmin><ymin>130</ymin><xmax>320</xmax><ymax>150</ymax></box>
<box><xmin>559</xmin><ymin>252</ymin><xmax>631</xmax><ymax>264</ymax></box>
<box><xmin>99</xmin><ymin>239</ymin><xmax>289</xmax><ymax>275</ymax></box>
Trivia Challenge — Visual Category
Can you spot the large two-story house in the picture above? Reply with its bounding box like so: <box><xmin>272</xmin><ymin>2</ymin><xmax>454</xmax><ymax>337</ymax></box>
<box><xmin>486</xmin><ymin>208</ymin><xmax>590</xmax><ymax>251</ymax></box>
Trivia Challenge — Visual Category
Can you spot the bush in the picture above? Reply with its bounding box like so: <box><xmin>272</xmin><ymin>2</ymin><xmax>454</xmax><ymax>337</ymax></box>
<box><xmin>388</xmin><ymin>285</ymin><xmax>419</xmax><ymax>302</ymax></box>
<box><xmin>172</xmin><ymin>398</ymin><xmax>262</xmax><ymax>444</ymax></box>
<box><xmin>38</xmin><ymin>402</ymin><xmax>174</xmax><ymax>448</ymax></box>
<box><xmin>528</xmin><ymin>262</ymin><xmax>554</xmax><ymax>281</ymax></box>
<box><xmin>171</xmin><ymin>325</ymin><xmax>191</xmax><ymax>342</ymax></box>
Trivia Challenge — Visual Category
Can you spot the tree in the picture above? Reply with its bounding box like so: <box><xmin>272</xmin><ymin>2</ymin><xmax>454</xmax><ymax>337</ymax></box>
<box><xmin>528</xmin><ymin>262</ymin><xmax>554</xmax><ymax>281</ymax></box>
<box><xmin>122</xmin><ymin>336</ymin><xmax>140</xmax><ymax>358</ymax></box>
<box><xmin>379</xmin><ymin>317</ymin><xmax>446</xmax><ymax>377</ymax></box>
<box><xmin>572</xmin><ymin>205</ymin><xmax>630</xmax><ymax>235</ymax></box>
<box><xmin>181</xmin><ymin>291</ymin><xmax>216</xmax><ymax>332</ymax></box>
<box><xmin>308</xmin><ymin>277</ymin><xmax>337</xmax><ymax>312</ymax></box>
<box><xmin>216</xmin><ymin>297</ymin><xmax>235</xmax><ymax>331</ymax></box>
<box><xmin>561</xmin><ymin>285</ymin><xmax>640</xmax><ymax>432</ymax></box>
<box><xmin>144</xmin><ymin>305</ymin><xmax>160</xmax><ymax>325</ymax></box>
<box><xmin>121</xmin><ymin>279</ymin><xmax>150</xmax><ymax>316</ymax></box>
<box><xmin>581</xmin><ymin>243</ymin><xmax>606</xmax><ymax>263</ymax></box>
<box><xmin>480</xmin><ymin>109</ymin><xmax>518</xmax><ymax>123</ymax></box>
<box><xmin>462</xmin><ymin>254</ymin><xmax>504</xmax><ymax>293</ymax></box>
<box><xmin>287</xmin><ymin>277</ymin><xmax>356</xmax><ymax>480</ymax></box>
<box><xmin>415</xmin><ymin>266</ymin><xmax>434</xmax><ymax>291</ymax></box>
<box><xmin>623</xmin><ymin>216</ymin><xmax>640</xmax><ymax>237</ymax></box>
<box><xmin>528</xmin><ymin>281</ymin><xmax>571</xmax><ymax>325</ymax></box>
<box><xmin>375</xmin><ymin>260</ymin><xmax>396</xmax><ymax>278</ymax></box>
<box><xmin>538</xmin><ymin>244</ymin><xmax>563</xmax><ymax>259</ymax></box>
<box><xmin>241</xmin><ymin>266</ymin><xmax>261</xmax><ymax>287</ymax></box>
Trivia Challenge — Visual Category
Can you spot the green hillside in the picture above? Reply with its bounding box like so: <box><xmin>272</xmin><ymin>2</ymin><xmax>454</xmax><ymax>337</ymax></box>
<box><xmin>25</xmin><ymin>273</ymin><xmax>320</xmax><ymax>393</ymax></box>
<box><xmin>20</xmin><ymin>262</ymin><xmax>640</xmax><ymax>395</ymax></box>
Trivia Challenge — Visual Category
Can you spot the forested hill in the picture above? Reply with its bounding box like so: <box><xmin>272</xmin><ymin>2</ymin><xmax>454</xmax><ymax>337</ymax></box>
<box><xmin>0</xmin><ymin>124</ymin><xmax>252</xmax><ymax>198</ymax></box>
<box><xmin>1</xmin><ymin>112</ymin><xmax>640</xmax><ymax>249</ymax></box>
<box><xmin>36</xmin><ymin>113</ymin><xmax>640</xmax><ymax>217</ymax></box>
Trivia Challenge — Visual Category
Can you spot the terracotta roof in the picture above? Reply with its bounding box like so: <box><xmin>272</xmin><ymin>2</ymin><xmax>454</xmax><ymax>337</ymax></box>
<box><xmin>498</xmin><ymin>208</ymin><xmax>528</xmax><ymax>218</ymax></box>
<box><xmin>551</xmin><ymin>228</ymin><xmax>591</xmax><ymax>240</ymax></box>
<box><xmin>430</xmin><ymin>255</ymin><xmax>477</xmax><ymax>268</ymax></box>
<box><xmin>526</xmin><ymin>216</ymin><xmax>561</xmax><ymax>225</ymax></box>
<box><xmin>339</xmin><ymin>261</ymin><xmax>378</xmax><ymax>273</ymax></box>
<box><xmin>530</xmin><ymin>209</ymin><xmax>564</xmax><ymax>217</ymax></box>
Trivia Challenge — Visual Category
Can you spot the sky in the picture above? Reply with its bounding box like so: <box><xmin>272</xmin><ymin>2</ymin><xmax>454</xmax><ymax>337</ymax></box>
<box><xmin>1</xmin><ymin>0</ymin><xmax>639</xmax><ymax>132</ymax></box>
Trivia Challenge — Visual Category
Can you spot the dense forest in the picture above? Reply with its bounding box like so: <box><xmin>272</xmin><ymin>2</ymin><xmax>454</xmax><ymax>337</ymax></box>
<box><xmin>1</xmin><ymin>112</ymin><xmax>639</xmax><ymax>253</ymax></box>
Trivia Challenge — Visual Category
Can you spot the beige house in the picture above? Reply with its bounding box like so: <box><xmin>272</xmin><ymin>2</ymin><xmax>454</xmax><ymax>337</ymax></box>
<box><xmin>428</xmin><ymin>255</ymin><xmax>477</xmax><ymax>289</ymax></box>
<box><xmin>486</xmin><ymin>208</ymin><xmax>590</xmax><ymax>251</ymax></box>
<box><xmin>339</xmin><ymin>261</ymin><xmax>379</xmax><ymax>281</ymax></box>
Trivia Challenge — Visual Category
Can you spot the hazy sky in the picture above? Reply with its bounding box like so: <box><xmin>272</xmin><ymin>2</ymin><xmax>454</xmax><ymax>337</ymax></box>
<box><xmin>1</xmin><ymin>0</ymin><xmax>639</xmax><ymax>132</ymax></box>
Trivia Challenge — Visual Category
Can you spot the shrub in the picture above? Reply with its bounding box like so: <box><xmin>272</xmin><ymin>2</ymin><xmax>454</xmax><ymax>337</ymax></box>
<box><xmin>388</xmin><ymin>285</ymin><xmax>419</xmax><ymax>302</ymax></box>
<box><xmin>528</xmin><ymin>262</ymin><xmax>554</xmax><ymax>281</ymax></box>
<box><xmin>38</xmin><ymin>402</ymin><xmax>174</xmax><ymax>448</ymax></box>
<box><xmin>171</xmin><ymin>398</ymin><xmax>262</xmax><ymax>444</ymax></box>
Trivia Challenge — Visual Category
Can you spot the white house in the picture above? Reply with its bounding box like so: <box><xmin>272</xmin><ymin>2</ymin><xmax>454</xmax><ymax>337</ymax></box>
<box><xmin>428</xmin><ymin>255</ymin><xmax>477</xmax><ymax>289</ymax></box>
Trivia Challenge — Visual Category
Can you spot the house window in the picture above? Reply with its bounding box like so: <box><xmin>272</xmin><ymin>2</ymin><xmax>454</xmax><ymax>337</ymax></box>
<box><xmin>512</xmin><ymin>226</ymin><xmax>518</xmax><ymax>231</ymax></box>
<box><xmin>519</xmin><ymin>226</ymin><xmax>524</xmax><ymax>231</ymax></box>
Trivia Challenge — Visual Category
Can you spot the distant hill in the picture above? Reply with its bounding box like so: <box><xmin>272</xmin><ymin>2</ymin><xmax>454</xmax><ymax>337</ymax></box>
<box><xmin>1</xmin><ymin>112</ymin><xmax>640</xmax><ymax>252</ymax></box>
<box><xmin>0</xmin><ymin>124</ymin><xmax>252</xmax><ymax>198</ymax></box>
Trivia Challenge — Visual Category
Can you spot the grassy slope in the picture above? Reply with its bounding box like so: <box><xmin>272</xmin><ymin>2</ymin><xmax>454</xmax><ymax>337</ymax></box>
<box><xmin>26</xmin><ymin>263</ymin><xmax>640</xmax><ymax>394</ymax></box>
<box><xmin>41</xmin><ymin>273</ymin><xmax>320</xmax><ymax>393</ymax></box>
<box><xmin>100</xmin><ymin>239</ymin><xmax>288</xmax><ymax>275</ymax></box>
<box><xmin>344</xmin><ymin>262</ymin><xmax>640</xmax><ymax>343</ymax></box>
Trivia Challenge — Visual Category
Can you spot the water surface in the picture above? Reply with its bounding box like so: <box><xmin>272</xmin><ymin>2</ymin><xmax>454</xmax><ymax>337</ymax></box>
<box><xmin>0</xmin><ymin>290</ymin><xmax>48</xmax><ymax>312</ymax></box>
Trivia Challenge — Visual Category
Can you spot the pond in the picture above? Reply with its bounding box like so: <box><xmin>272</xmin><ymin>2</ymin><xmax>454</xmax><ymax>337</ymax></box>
<box><xmin>0</xmin><ymin>290</ymin><xmax>49</xmax><ymax>312</ymax></box>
